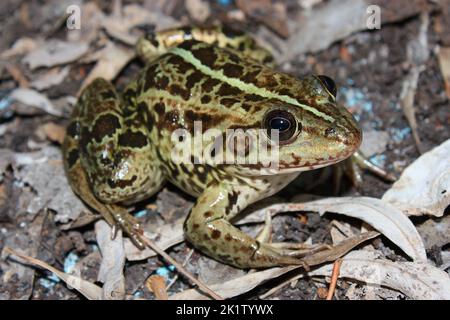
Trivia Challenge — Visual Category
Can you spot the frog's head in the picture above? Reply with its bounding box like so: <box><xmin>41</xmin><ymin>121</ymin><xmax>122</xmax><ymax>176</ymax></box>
<box><xmin>232</xmin><ymin>74</ymin><xmax>362</xmax><ymax>175</ymax></box>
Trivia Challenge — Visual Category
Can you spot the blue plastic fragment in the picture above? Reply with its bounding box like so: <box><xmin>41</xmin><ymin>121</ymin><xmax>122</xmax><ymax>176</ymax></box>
<box><xmin>64</xmin><ymin>252</ymin><xmax>79</xmax><ymax>274</ymax></box>
<box><xmin>217</xmin><ymin>0</ymin><xmax>232</xmax><ymax>6</ymax></box>
<box><xmin>134</xmin><ymin>209</ymin><xmax>148</xmax><ymax>218</ymax></box>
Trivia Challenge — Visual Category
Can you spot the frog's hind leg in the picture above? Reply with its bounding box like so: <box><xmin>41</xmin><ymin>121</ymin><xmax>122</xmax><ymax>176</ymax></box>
<box><xmin>63</xmin><ymin>78</ymin><xmax>164</xmax><ymax>248</ymax></box>
<box><xmin>184</xmin><ymin>182</ymin><xmax>315</xmax><ymax>269</ymax></box>
<box><xmin>137</xmin><ymin>25</ymin><xmax>274</xmax><ymax>66</ymax></box>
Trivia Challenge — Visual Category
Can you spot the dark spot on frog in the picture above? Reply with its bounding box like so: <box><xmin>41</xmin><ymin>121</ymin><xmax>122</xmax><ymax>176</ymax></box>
<box><xmin>201</xmin><ymin>95</ymin><xmax>211</xmax><ymax>104</ymax></box>
<box><xmin>211</xmin><ymin>229</ymin><xmax>221</xmax><ymax>239</ymax></box>
<box><xmin>144</xmin><ymin>64</ymin><xmax>159</xmax><ymax>91</ymax></box>
<box><xmin>240</xmin><ymin>69</ymin><xmax>261</xmax><ymax>84</ymax></box>
<box><xmin>225</xmin><ymin>190</ymin><xmax>239</xmax><ymax>215</ymax></box>
<box><xmin>204</xmin><ymin>211</ymin><xmax>213</xmax><ymax>218</ymax></box>
<box><xmin>164</xmin><ymin>110</ymin><xmax>180</xmax><ymax>128</ymax></box>
<box><xmin>169</xmin><ymin>84</ymin><xmax>190</xmax><ymax>100</ymax></box>
<box><xmin>192</xmin><ymin>46</ymin><xmax>217</xmax><ymax>68</ymax></box>
<box><xmin>67</xmin><ymin>149</ymin><xmax>79</xmax><ymax>168</ymax></box>
<box><xmin>217</xmin><ymin>83</ymin><xmax>242</xmax><ymax>96</ymax></box>
<box><xmin>155</xmin><ymin>76</ymin><xmax>169</xmax><ymax>90</ymax></box>
<box><xmin>154</xmin><ymin>102</ymin><xmax>165</xmax><ymax>115</ymax></box>
<box><xmin>167</xmin><ymin>55</ymin><xmax>192</xmax><ymax>73</ymax></box>
<box><xmin>178</xmin><ymin>39</ymin><xmax>196</xmax><ymax>51</ymax></box>
<box><xmin>91</xmin><ymin>114</ymin><xmax>121</xmax><ymax>143</ymax></box>
<box><xmin>201</xmin><ymin>78</ymin><xmax>220</xmax><ymax>92</ymax></box>
<box><xmin>118</xmin><ymin>130</ymin><xmax>148</xmax><ymax>148</ymax></box>
<box><xmin>222</xmin><ymin>25</ymin><xmax>245</xmax><ymax>38</ymax></box>
<box><xmin>224</xmin><ymin>233</ymin><xmax>233</xmax><ymax>242</ymax></box>
<box><xmin>107</xmin><ymin>175</ymin><xmax>138</xmax><ymax>189</ymax></box>
<box><xmin>244</xmin><ymin>94</ymin><xmax>263</xmax><ymax>102</ymax></box>
<box><xmin>186</xmin><ymin>71</ymin><xmax>203</xmax><ymax>89</ymax></box>
<box><xmin>223</xmin><ymin>63</ymin><xmax>244</xmax><ymax>78</ymax></box>
<box><xmin>100</xmin><ymin>90</ymin><xmax>116</xmax><ymax>100</ymax></box>
<box><xmin>193</xmin><ymin>223</ymin><xmax>200</xmax><ymax>230</ymax></box>
<box><xmin>220</xmin><ymin>97</ymin><xmax>239</xmax><ymax>108</ymax></box>
<box><xmin>137</xmin><ymin>102</ymin><xmax>154</xmax><ymax>131</ymax></box>
<box><xmin>66</xmin><ymin>121</ymin><xmax>80</xmax><ymax>138</ymax></box>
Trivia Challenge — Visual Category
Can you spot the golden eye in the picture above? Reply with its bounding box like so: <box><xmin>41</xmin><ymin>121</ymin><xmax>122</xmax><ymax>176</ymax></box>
<box><xmin>264</xmin><ymin>110</ymin><xmax>300</xmax><ymax>142</ymax></box>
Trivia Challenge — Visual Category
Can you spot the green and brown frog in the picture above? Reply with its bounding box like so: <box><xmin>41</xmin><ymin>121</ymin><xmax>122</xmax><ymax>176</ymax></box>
<box><xmin>63</xmin><ymin>26</ymin><xmax>378</xmax><ymax>268</ymax></box>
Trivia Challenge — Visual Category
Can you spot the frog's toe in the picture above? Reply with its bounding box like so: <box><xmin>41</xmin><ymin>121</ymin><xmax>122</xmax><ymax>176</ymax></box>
<box><xmin>337</xmin><ymin>150</ymin><xmax>396</xmax><ymax>191</ymax></box>
<box><xmin>106</xmin><ymin>204</ymin><xmax>146</xmax><ymax>249</ymax></box>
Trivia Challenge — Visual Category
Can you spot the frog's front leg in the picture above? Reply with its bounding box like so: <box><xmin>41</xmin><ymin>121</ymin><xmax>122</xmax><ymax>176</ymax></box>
<box><xmin>63</xmin><ymin>78</ymin><xmax>165</xmax><ymax>247</ymax></box>
<box><xmin>184</xmin><ymin>181</ymin><xmax>308</xmax><ymax>268</ymax></box>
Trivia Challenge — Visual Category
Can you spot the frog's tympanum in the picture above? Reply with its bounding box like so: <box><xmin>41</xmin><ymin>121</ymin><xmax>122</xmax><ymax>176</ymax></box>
<box><xmin>63</xmin><ymin>26</ymin><xmax>362</xmax><ymax>268</ymax></box>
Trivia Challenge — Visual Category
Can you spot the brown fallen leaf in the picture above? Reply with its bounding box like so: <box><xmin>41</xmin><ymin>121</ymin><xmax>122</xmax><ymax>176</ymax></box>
<box><xmin>236</xmin><ymin>0</ymin><xmax>289</xmax><ymax>38</ymax></box>
<box><xmin>146</xmin><ymin>275</ymin><xmax>169</xmax><ymax>300</ymax></box>
<box><xmin>438</xmin><ymin>47</ymin><xmax>450</xmax><ymax>99</ymax></box>
<box><xmin>41</xmin><ymin>122</ymin><xmax>66</xmax><ymax>145</ymax></box>
<box><xmin>4</xmin><ymin>247</ymin><xmax>103</xmax><ymax>300</ymax></box>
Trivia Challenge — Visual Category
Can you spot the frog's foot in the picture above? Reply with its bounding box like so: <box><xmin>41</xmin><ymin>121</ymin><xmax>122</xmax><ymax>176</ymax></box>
<box><xmin>335</xmin><ymin>150</ymin><xmax>396</xmax><ymax>192</ymax></box>
<box><xmin>106</xmin><ymin>204</ymin><xmax>145</xmax><ymax>249</ymax></box>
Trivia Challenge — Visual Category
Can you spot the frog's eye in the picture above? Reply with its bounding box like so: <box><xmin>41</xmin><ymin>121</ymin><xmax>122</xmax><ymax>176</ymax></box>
<box><xmin>264</xmin><ymin>110</ymin><xmax>299</xmax><ymax>142</ymax></box>
<box><xmin>317</xmin><ymin>75</ymin><xmax>337</xmax><ymax>98</ymax></box>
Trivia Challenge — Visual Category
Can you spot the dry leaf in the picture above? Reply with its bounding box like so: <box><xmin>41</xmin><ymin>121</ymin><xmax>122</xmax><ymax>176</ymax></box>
<box><xmin>30</xmin><ymin>67</ymin><xmax>70</xmax><ymax>91</ymax></box>
<box><xmin>22</xmin><ymin>40</ymin><xmax>88</xmax><ymax>70</ymax></box>
<box><xmin>1</xmin><ymin>37</ymin><xmax>39</xmax><ymax>59</ymax></box>
<box><xmin>4</xmin><ymin>247</ymin><xmax>103</xmax><ymax>300</ymax></box>
<box><xmin>41</xmin><ymin>122</ymin><xmax>66</xmax><ymax>144</ymax></box>
<box><xmin>96</xmin><ymin>221</ymin><xmax>126</xmax><ymax>300</ymax></box>
<box><xmin>308</xmin><ymin>250</ymin><xmax>450</xmax><ymax>300</ymax></box>
<box><xmin>186</xmin><ymin>0</ymin><xmax>211</xmax><ymax>23</ymax></box>
<box><xmin>79</xmin><ymin>42</ymin><xmax>135</xmax><ymax>93</ymax></box>
<box><xmin>382</xmin><ymin>138</ymin><xmax>450</xmax><ymax>217</ymax></box>
<box><xmin>8</xmin><ymin>146</ymin><xmax>88</xmax><ymax>224</ymax></box>
<box><xmin>10</xmin><ymin>88</ymin><xmax>62</xmax><ymax>117</ymax></box>
<box><xmin>438</xmin><ymin>47</ymin><xmax>450</xmax><ymax>100</ymax></box>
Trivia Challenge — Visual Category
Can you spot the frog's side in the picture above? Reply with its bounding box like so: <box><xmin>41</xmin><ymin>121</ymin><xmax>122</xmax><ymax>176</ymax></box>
<box><xmin>63</xmin><ymin>26</ymin><xmax>361</xmax><ymax>268</ymax></box>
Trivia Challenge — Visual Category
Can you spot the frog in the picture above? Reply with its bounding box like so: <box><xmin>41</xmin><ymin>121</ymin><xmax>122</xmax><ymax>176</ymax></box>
<box><xmin>63</xmin><ymin>26</ymin><xmax>375</xmax><ymax>269</ymax></box>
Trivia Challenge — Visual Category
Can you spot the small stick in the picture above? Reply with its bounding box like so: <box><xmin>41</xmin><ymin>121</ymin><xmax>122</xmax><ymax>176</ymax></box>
<box><xmin>140</xmin><ymin>235</ymin><xmax>223</xmax><ymax>300</ymax></box>
<box><xmin>326</xmin><ymin>258</ymin><xmax>342</xmax><ymax>300</ymax></box>
<box><xmin>166</xmin><ymin>248</ymin><xmax>194</xmax><ymax>291</ymax></box>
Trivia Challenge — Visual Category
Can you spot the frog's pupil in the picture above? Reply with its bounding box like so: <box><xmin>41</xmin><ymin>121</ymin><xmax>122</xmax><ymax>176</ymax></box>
<box><xmin>270</xmin><ymin>117</ymin><xmax>290</xmax><ymax>132</ymax></box>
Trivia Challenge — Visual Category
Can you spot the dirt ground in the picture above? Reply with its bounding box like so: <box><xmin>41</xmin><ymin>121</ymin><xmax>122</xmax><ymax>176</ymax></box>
<box><xmin>0</xmin><ymin>0</ymin><xmax>449</xmax><ymax>300</ymax></box>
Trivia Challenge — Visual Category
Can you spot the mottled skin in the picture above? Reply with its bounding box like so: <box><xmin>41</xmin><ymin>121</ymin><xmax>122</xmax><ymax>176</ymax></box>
<box><xmin>63</xmin><ymin>26</ymin><xmax>362</xmax><ymax>268</ymax></box>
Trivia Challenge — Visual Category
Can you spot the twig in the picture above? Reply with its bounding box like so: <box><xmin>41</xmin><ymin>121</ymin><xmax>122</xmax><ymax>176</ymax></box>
<box><xmin>140</xmin><ymin>235</ymin><xmax>223</xmax><ymax>300</ymax></box>
<box><xmin>166</xmin><ymin>248</ymin><xmax>194</xmax><ymax>291</ymax></box>
<box><xmin>326</xmin><ymin>258</ymin><xmax>342</xmax><ymax>300</ymax></box>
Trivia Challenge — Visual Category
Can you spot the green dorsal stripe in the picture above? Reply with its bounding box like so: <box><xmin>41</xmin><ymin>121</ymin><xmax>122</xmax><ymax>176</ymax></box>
<box><xmin>171</xmin><ymin>47</ymin><xmax>335</xmax><ymax>123</ymax></box>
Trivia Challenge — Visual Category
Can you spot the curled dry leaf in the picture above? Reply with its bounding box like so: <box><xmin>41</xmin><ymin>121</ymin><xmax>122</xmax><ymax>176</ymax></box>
<box><xmin>30</xmin><ymin>66</ymin><xmax>70</xmax><ymax>91</ymax></box>
<box><xmin>96</xmin><ymin>221</ymin><xmax>126</xmax><ymax>300</ymax></box>
<box><xmin>240</xmin><ymin>197</ymin><xmax>427</xmax><ymax>262</ymax></box>
<box><xmin>22</xmin><ymin>40</ymin><xmax>88</xmax><ymax>70</ymax></box>
<box><xmin>10</xmin><ymin>88</ymin><xmax>62</xmax><ymax>117</ymax></box>
<box><xmin>40</xmin><ymin>122</ymin><xmax>66</xmax><ymax>144</ymax></box>
<box><xmin>79</xmin><ymin>42</ymin><xmax>135</xmax><ymax>94</ymax></box>
<box><xmin>308</xmin><ymin>250</ymin><xmax>450</xmax><ymax>300</ymax></box>
<box><xmin>382</xmin><ymin>138</ymin><xmax>450</xmax><ymax>217</ymax></box>
<box><xmin>4</xmin><ymin>247</ymin><xmax>103</xmax><ymax>300</ymax></box>
<box><xmin>170</xmin><ymin>232</ymin><xmax>378</xmax><ymax>299</ymax></box>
